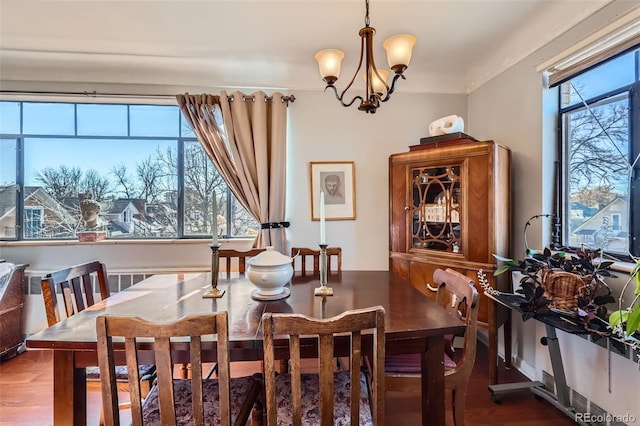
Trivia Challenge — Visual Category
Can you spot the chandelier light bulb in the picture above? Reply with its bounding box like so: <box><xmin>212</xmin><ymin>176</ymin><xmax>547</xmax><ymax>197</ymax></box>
<box><xmin>383</xmin><ymin>34</ymin><xmax>417</xmax><ymax>73</ymax></box>
<box><xmin>314</xmin><ymin>49</ymin><xmax>345</xmax><ymax>85</ymax></box>
<box><xmin>364</xmin><ymin>68</ymin><xmax>390</xmax><ymax>94</ymax></box>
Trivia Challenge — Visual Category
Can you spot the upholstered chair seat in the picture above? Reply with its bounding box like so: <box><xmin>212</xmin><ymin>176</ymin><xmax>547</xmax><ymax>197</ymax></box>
<box><xmin>85</xmin><ymin>364</ymin><xmax>156</xmax><ymax>382</ymax></box>
<box><xmin>272</xmin><ymin>371</ymin><xmax>372</xmax><ymax>426</ymax></box>
<box><xmin>141</xmin><ymin>375</ymin><xmax>261</xmax><ymax>425</ymax></box>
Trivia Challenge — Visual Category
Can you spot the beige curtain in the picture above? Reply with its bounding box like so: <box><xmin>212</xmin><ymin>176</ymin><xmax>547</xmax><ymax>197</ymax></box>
<box><xmin>176</xmin><ymin>91</ymin><xmax>290</xmax><ymax>252</ymax></box>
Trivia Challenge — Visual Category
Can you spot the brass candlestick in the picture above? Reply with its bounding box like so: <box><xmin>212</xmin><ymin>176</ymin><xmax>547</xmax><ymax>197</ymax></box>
<box><xmin>203</xmin><ymin>243</ymin><xmax>225</xmax><ymax>298</ymax></box>
<box><xmin>314</xmin><ymin>244</ymin><xmax>333</xmax><ymax>296</ymax></box>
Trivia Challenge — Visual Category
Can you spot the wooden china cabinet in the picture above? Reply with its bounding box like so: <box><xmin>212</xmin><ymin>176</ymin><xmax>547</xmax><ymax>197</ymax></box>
<box><xmin>389</xmin><ymin>135</ymin><xmax>511</xmax><ymax>384</ymax></box>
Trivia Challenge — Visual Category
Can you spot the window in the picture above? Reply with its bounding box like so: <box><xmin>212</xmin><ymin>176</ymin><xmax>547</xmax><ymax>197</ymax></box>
<box><xmin>23</xmin><ymin>206</ymin><xmax>43</xmax><ymax>239</ymax></box>
<box><xmin>0</xmin><ymin>100</ymin><xmax>259</xmax><ymax>240</ymax></box>
<box><xmin>612</xmin><ymin>213</ymin><xmax>621</xmax><ymax>231</ymax></box>
<box><xmin>0</xmin><ymin>138</ymin><xmax>18</xmax><ymax>238</ymax></box>
<box><xmin>558</xmin><ymin>48</ymin><xmax>639</xmax><ymax>257</ymax></box>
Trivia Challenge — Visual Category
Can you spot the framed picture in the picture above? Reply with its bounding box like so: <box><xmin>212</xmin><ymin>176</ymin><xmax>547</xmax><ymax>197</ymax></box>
<box><xmin>309</xmin><ymin>161</ymin><xmax>356</xmax><ymax>221</ymax></box>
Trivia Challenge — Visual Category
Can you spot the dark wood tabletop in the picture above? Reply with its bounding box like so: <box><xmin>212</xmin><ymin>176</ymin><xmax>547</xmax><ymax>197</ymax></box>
<box><xmin>27</xmin><ymin>270</ymin><xmax>466</xmax><ymax>426</ymax></box>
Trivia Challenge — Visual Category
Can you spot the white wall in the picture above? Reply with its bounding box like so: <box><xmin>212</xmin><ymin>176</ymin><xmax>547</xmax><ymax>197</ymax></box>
<box><xmin>286</xmin><ymin>89</ymin><xmax>467</xmax><ymax>268</ymax></box>
<box><xmin>468</xmin><ymin>0</ymin><xmax>639</xmax><ymax>420</ymax></box>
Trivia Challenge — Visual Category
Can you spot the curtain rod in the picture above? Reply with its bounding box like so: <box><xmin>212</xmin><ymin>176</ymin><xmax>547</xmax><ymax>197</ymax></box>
<box><xmin>0</xmin><ymin>90</ymin><xmax>175</xmax><ymax>99</ymax></box>
<box><xmin>228</xmin><ymin>94</ymin><xmax>296</xmax><ymax>106</ymax></box>
<box><xmin>1</xmin><ymin>90</ymin><xmax>296</xmax><ymax>106</ymax></box>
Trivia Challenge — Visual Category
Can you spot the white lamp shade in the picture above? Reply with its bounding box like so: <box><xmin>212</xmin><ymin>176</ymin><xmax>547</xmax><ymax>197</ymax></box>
<box><xmin>314</xmin><ymin>49</ymin><xmax>345</xmax><ymax>79</ymax></box>
<box><xmin>364</xmin><ymin>68</ymin><xmax>390</xmax><ymax>94</ymax></box>
<box><xmin>383</xmin><ymin>34</ymin><xmax>417</xmax><ymax>68</ymax></box>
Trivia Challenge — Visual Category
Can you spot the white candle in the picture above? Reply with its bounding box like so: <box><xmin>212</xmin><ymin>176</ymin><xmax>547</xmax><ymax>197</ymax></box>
<box><xmin>320</xmin><ymin>190</ymin><xmax>326</xmax><ymax>244</ymax></box>
<box><xmin>212</xmin><ymin>194</ymin><xmax>218</xmax><ymax>245</ymax></box>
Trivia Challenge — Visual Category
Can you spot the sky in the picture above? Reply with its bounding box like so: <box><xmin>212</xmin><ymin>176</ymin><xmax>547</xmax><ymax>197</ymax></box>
<box><xmin>0</xmin><ymin>102</ymin><xmax>194</xmax><ymax>186</ymax></box>
<box><xmin>567</xmin><ymin>48</ymin><xmax>636</xmax><ymax>106</ymax></box>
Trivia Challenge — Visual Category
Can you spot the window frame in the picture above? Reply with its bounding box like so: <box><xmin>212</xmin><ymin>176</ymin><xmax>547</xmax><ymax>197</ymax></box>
<box><xmin>556</xmin><ymin>49</ymin><xmax>640</xmax><ymax>259</ymax></box>
<box><xmin>0</xmin><ymin>99</ymin><xmax>256</xmax><ymax>242</ymax></box>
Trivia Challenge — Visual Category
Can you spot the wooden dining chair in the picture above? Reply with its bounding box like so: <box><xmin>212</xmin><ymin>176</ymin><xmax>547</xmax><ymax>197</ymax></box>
<box><xmin>384</xmin><ymin>268</ymin><xmax>479</xmax><ymax>426</ymax></box>
<box><xmin>40</xmin><ymin>260</ymin><xmax>155</xmax><ymax>423</ymax></box>
<box><xmin>41</xmin><ymin>260</ymin><xmax>110</xmax><ymax>327</ymax></box>
<box><xmin>261</xmin><ymin>305</ymin><xmax>386</xmax><ymax>426</ymax></box>
<box><xmin>290</xmin><ymin>246</ymin><xmax>342</xmax><ymax>274</ymax></box>
<box><xmin>219</xmin><ymin>248</ymin><xmax>266</xmax><ymax>274</ymax></box>
<box><xmin>96</xmin><ymin>312</ymin><xmax>263</xmax><ymax>426</ymax></box>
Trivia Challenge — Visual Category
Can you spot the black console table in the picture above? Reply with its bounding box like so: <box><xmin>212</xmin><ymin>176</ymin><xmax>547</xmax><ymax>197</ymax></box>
<box><xmin>486</xmin><ymin>291</ymin><xmax>593</xmax><ymax>426</ymax></box>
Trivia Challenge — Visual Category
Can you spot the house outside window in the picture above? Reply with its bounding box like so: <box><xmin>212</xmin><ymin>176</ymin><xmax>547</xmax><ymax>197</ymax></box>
<box><xmin>23</xmin><ymin>206</ymin><xmax>43</xmax><ymax>239</ymax></box>
<box><xmin>0</xmin><ymin>100</ymin><xmax>260</xmax><ymax>241</ymax></box>
<box><xmin>558</xmin><ymin>47</ymin><xmax>639</xmax><ymax>257</ymax></box>
<box><xmin>611</xmin><ymin>213</ymin><xmax>621</xmax><ymax>231</ymax></box>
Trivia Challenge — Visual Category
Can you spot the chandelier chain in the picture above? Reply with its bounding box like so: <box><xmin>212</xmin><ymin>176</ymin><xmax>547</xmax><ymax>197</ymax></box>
<box><xmin>365</xmin><ymin>0</ymin><xmax>370</xmax><ymax>27</ymax></box>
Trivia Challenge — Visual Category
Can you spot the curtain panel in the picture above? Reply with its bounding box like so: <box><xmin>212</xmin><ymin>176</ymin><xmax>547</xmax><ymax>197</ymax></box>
<box><xmin>176</xmin><ymin>91</ymin><xmax>290</xmax><ymax>252</ymax></box>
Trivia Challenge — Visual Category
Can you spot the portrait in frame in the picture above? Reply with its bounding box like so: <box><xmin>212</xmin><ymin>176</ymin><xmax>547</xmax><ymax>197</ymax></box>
<box><xmin>309</xmin><ymin>161</ymin><xmax>356</xmax><ymax>220</ymax></box>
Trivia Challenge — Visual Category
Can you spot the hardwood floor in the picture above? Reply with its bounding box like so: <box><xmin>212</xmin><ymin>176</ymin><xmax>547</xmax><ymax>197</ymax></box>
<box><xmin>0</xmin><ymin>342</ymin><xmax>576</xmax><ymax>425</ymax></box>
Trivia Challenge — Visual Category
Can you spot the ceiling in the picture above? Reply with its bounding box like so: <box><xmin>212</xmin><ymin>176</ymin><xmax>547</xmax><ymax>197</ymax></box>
<box><xmin>0</xmin><ymin>0</ymin><xmax>613</xmax><ymax>95</ymax></box>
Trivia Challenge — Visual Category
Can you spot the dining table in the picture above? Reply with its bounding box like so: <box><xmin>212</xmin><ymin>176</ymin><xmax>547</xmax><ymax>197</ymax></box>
<box><xmin>26</xmin><ymin>270</ymin><xmax>466</xmax><ymax>426</ymax></box>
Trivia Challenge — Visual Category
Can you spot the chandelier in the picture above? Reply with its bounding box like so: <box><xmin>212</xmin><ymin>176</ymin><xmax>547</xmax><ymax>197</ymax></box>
<box><xmin>314</xmin><ymin>0</ymin><xmax>416</xmax><ymax>114</ymax></box>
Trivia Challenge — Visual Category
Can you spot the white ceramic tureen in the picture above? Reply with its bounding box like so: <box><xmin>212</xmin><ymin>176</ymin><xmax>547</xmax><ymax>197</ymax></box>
<box><xmin>246</xmin><ymin>246</ymin><xmax>294</xmax><ymax>296</ymax></box>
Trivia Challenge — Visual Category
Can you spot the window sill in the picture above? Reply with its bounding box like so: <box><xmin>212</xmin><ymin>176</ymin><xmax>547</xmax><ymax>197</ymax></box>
<box><xmin>0</xmin><ymin>238</ymin><xmax>255</xmax><ymax>247</ymax></box>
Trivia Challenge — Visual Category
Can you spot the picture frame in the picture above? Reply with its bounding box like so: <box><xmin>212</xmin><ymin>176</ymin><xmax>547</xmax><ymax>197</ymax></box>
<box><xmin>309</xmin><ymin>161</ymin><xmax>356</xmax><ymax>221</ymax></box>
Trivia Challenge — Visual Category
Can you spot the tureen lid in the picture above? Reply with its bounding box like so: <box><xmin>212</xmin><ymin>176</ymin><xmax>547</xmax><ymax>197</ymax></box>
<box><xmin>247</xmin><ymin>246</ymin><xmax>292</xmax><ymax>266</ymax></box>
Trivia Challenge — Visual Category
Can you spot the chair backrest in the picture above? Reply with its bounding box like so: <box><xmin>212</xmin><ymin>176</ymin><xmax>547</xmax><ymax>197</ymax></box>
<box><xmin>219</xmin><ymin>248</ymin><xmax>266</xmax><ymax>273</ymax></box>
<box><xmin>290</xmin><ymin>246</ymin><xmax>342</xmax><ymax>273</ymax></box>
<box><xmin>262</xmin><ymin>305</ymin><xmax>385</xmax><ymax>426</ymax></box>
<box><xmin>40</xmin><ymin>260</ymin><xmax>109</xmax><ymax>326</ymax></box>
<box><xmin>433</xmin><ymin>268</ymin><xmax>479</xmax><ymax>381</ymax></box>
<box><xmin>96</xmin><ymin>313</ymin><xmax>236</xmax><ymax>426</ymax></box>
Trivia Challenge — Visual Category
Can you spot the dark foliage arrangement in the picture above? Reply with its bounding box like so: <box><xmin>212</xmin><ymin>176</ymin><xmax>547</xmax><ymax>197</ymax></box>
<box><xmin>494</xmin><ymin>247</ymin><xmax>616</xmax><ymax>325</ymax></box>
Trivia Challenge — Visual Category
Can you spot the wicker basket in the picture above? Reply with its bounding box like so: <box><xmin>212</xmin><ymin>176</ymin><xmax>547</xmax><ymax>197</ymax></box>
<box><xmin>541</xmin><ymin>270</ymin><xmax>590</xmax><ymax>313</ymax></box>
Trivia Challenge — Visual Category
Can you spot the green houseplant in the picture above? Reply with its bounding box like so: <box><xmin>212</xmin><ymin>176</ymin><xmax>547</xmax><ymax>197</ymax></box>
<box><xmin>608</xmin><ymin>259</ymin><xmax>640</xmax><ymax>345</ymax></box>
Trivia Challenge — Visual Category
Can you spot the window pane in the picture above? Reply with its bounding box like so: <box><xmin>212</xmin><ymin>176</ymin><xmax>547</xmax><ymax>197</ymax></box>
<box><xmin>183</xmin><ymin>141</ymin><xmax>225</xmax><ymax>237</ymax></box>
<box><xmin>24</xmin><ymin>137</ymin><xmax>178</xmax><ymax>239</ymax></box>
<box><xmin>181</xmin><ymin>116</ymin><xmax>195</xmax><ymax>137</ymax></box>
<box><xmin>560</xmin><ymin>49</ymin><xmax>636</xmax><ymax>108</ymax></box>
<box><xmin>23</xmin><ymin>102</ymin><xmax>75</xmax><ymax>135</ymax></box>
<box><xmin>562</xmin><ymin>92</ymin><xmax>630</xmax><ymax>253</ymax></box>
<box><xmin>230</xmin><ymin>193</ymin><xmax>260</xmax><ymax>237</ymax></box>
<box><xmin>0</xmin><ymin>138</ymin><xmax>17</xmax><ymax>239</ymax></box>
<box><xmin>130</xmin><ymin>105</ymin><xmax>179</xmax><ymax>137</ymax></box>
<box><xmin>77</xmin><ymin>104</ymin><xmax>128</xmax><ymax>136</ymax></box>
<box><xmin>0</xmin><ymin>102</ymin><xmax>21</xmax><ymax>134</ymax></box>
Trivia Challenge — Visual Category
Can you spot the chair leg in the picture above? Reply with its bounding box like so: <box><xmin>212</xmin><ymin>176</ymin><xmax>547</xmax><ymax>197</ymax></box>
<box><xmin>179</xmin><ymin>362</ymin><xmax>190</xmax><ymax>379</ymax></box>
<box><xmin>452</xmin><ymin>387</ymin><xmax>466</xmax><ymax>426</ymax></box>
<box><xmin>251</xmin><ymin>400</ymin><xmax>264</xmax><ymax>426</ymax></box>
<box><xmin>336</xmin><ymin>357</ymin><xmax>350</xmax><ymax>371</ymax></box>
<box><xmin>204</xmin><ymin>362</ymin><xmax>219</xmax><ymax>379</ymax></box>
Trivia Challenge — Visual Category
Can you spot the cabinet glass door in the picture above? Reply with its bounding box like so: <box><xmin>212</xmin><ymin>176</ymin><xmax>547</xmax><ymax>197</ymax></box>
<box><xmin>411</xmin><ymin>165</ymin><xmax>462</xmax><ymax>252</ymax></box>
